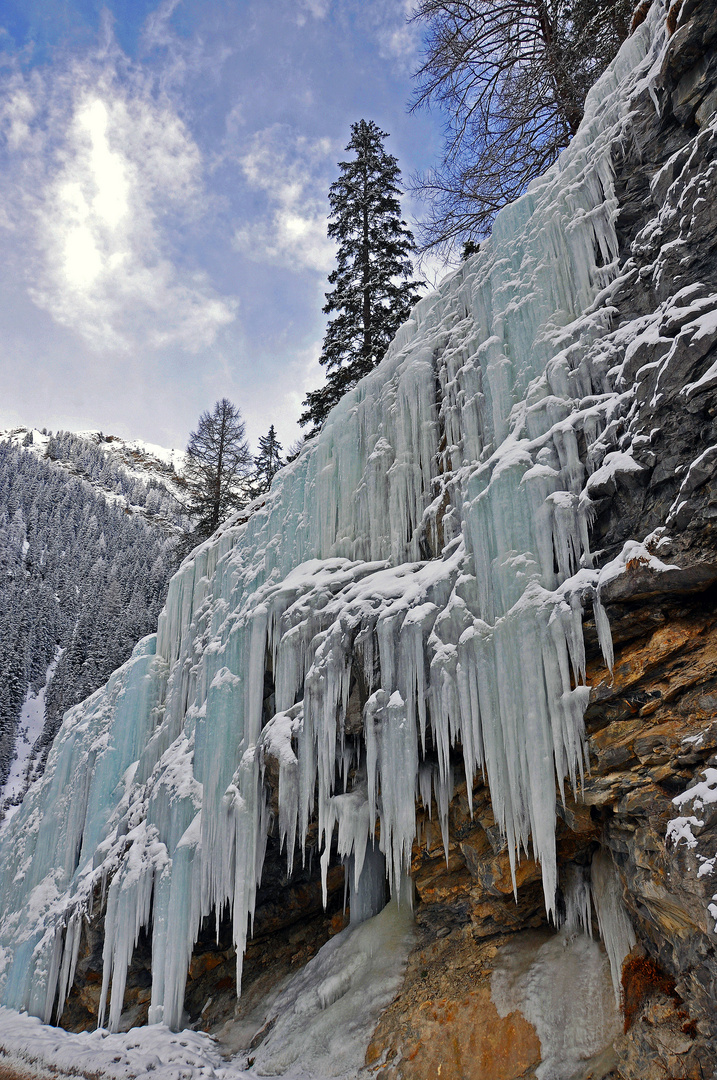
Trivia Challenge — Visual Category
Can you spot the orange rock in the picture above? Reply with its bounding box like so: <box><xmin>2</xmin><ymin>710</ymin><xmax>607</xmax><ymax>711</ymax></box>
<box><xmin>328</xmin><ymin>911</ymin><xmax>348</xmax><ymax>935</ymax></box>
<box><xmin>188</xmin><ymin>952</ymin><xmax>225</xmax><ymax>980</ymax></box>
<box><xmin>366</xmin><ymin>986</ymin><xmax>541</xmax><ymax>1080</ymax></box>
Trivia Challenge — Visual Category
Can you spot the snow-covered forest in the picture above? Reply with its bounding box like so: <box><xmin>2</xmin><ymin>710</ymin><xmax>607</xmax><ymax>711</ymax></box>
<box><xmin>44</xmin><ymin>430</ymin><xmax>188</xmax><ymax>529</ymax></box>
<box><xmin>0</xmin><ymin>435</ymin><xmax>180</xmax><ymax>815</ymax></box>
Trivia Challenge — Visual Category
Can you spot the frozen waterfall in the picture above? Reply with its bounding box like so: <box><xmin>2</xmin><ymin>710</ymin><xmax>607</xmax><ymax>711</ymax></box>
<box><xmin>0</xmin><ymin>8</ymin><xmax>664</xmax><ymax>1033</ymax></box>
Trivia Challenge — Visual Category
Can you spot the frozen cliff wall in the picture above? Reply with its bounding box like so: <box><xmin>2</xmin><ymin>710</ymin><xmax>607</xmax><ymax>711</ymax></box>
<box><xmin>369</xmin><ymin>2</ymin><xmax>717</xmax><ymax>1075</ymax></box>
<box><xmin>0</xmin><ymin>1</ymin><xmax>716</xmax><ymax>1061</ymax></box>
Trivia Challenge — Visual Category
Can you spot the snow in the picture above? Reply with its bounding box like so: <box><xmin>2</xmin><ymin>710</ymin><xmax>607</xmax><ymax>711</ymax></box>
<box><xmin>672</xmin><ymin>768</ymin><xmax>717</xmax><ymax>811</ymax></box>
<box><xmin>0</xmin><ymin>1007</ymin><xmax>241</xmax><ymax>1079</ymax></box>
<box><xmin>0</xmin><ymin>0</ymin><xmax>671</xmax><ymax>1051</ymax></box>
<box><xmin>0</xmin><ymin>428</ymin><xmax>51</xmax><ymax>454</ymax></box>
<box><xmin>584</xmin><ymin>450</ymin><xmax>642</xmax><ymax>497</ymax></box>
<box><xmin>1</xmin><ymin>650</ymin><xmax>62</xmax><ymax>823</ymax></box>
<box><xmin>667</xmin><ymin>769</ymin><xmax>717</xmax><ymax>933</ymax></box>
<box><xmin>666</xmin><ymin>816</ymin><xmax>704</xmax><ymax>850</ymax></box>
<box><xmin>100</xmin><ymin>435</ymin><xmax>185</xmax><ymax>474</ymax></box>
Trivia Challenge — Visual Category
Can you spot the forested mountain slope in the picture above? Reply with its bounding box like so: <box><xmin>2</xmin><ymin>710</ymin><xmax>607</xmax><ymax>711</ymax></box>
<box><xmin>1</xmin><ymin>427</ymin><xmax>187</xmax><ymax>531</ymax></box>
<box><xmin>0</xmin><ymin>433</ymin><xmax>182</xmax><ymax>818</ymax></box>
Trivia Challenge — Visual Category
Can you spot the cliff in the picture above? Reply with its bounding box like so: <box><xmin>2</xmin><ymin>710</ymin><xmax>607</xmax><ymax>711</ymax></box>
<box><xmin>0</xmin><ymin>2</ymin><xmax>716</xmax><ymax>1078</ymax></box>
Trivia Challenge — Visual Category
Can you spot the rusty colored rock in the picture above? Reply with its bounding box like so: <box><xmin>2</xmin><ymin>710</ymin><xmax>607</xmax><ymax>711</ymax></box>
<box><xmin>367</xmin><ymin>987</ymin><xmax>541</xmax><ymax>1080</ymax></box>
<box><xmin>366</xmin><ymin>928</ymin><xmax>541</xmax><ymax>1080</ymax></box>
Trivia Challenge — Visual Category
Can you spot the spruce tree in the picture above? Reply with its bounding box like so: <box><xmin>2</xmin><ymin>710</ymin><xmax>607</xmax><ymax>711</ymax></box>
<box><xmin>252</xmin><ymin>425</ymin><xmax>284</xmax><ymax>497</ymax></box>
<box><xmin>300</xmin><ymin>120</ymin><xmax>422</xmax><ymax>432</ymax></box>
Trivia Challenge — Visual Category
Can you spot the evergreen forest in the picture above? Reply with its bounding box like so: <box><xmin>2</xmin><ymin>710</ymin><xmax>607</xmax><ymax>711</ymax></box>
<box><xmin>0</xmin><ymin>437</ymin><xmax>180</xmax><ymax>812</ymax></box>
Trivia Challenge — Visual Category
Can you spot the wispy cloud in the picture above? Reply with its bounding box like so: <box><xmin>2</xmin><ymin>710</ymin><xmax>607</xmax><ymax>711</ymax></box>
<box><xmin>140</xmin><ymin>0</ymin><xmax>233</xmax><ymax>92</ymax></box>
<box><xmin>0</xmin><ymin>57</ymin><xmax>236</xmax><ymax>353</ymax></box>
<box><xmin>232</xmin><ymin>124</ymin><xmax>335</xmax><ymax>274</ymax></box>
<box><xmin>142</xmin><ymin>0</ymin><xmax>183</xmax><ymax>47</ymax></box>
<box><xmin>296</xmin><ymin>0</ymin><xmax>332</xmax><ymax>23</ymax></box>
<box><xmin>365</xmin><ymin>0</ymin><xmax>420</xmax><ymax>75</ymax></box>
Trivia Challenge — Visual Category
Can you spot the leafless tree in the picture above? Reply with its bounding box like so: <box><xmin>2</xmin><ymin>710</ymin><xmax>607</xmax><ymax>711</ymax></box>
<box><xmin>409</xmin><ymin>0</ymin><xmax>633</xmax><ymax>256</ymax></box>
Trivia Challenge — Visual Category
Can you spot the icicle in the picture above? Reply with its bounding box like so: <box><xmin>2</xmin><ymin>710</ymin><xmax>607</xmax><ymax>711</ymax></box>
<box><xmin>593</xmin><ymin>589</ymin><xmax>614</xmax><ymax>672</ymax></box>
<box><xmin>348</xmin><ymin>842</ymin><xmax>387</xmax><ymax>925</ymax></box>
<box><xmin>418</xmin><ymin>762</ymin><xmax>433</xmax><ymax>816</ymax></box>
<box><xmin>560</xmin><ymin>863</ymin><xmax>593</xmax><ymax>936</ymax></box>
<box><xmin>591</xmin><ymin>849</ymin><xmax>636</xmax><ymax>1002</ymax></box>
<box><xmin>56</xmin><ymin>912</ymin><xmax>83</xmax><ymax>1023</ymax></box>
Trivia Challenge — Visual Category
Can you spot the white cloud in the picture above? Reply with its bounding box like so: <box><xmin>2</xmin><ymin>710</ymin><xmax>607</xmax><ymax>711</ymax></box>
<box><xmin>365</xmin><ymin>0</ymin><xmax>420</xmax><ymax>75</ymax></box>
<box><xmin>3</xmin><ymin>88</ymin><xmax>36</xmax><ymax>150</ymax></box>
<box><xmin>232</xmin><ymin>125</ymin><xmax>335</xmax><ymax>274</ymax></box>
<box><xmin>241</xmin><ymin>337</ymin><xmax>325</xmax><ymax>451</ymax></box>
<box><xmin>415</xmin><ymin>249</ymin><xmax>455</xmax><ymax>291</ymax></box>
<box><xmin>0</xmin><ymin>61</ymin><xmax>236</xmax><ymax>352</ymax></box>
<box><xmin>140</xmin><ymin>0</ymin><xmax>233</xmax><ymax>92</ymax></box>
<box><xmin>142</xmin><ymin>0</ymin><xmax>183</xmax><ymax>47</ymax></box>
<box><xmin>296</xmin><ymin>0</ymin><xmax>332</xmax><ymax>23</ymax></box>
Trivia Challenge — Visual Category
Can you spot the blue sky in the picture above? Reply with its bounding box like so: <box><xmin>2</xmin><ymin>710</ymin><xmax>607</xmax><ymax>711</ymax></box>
<box><xmin>0</xmin><ymin>0</ymin><xmax>446</xmax><ymax>453</ymax></box>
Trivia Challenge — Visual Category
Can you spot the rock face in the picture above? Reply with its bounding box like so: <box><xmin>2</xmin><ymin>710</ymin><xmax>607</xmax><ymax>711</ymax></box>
<box><xmin>1</xmin><ymin>3</ymin><xmax>717</xmax><ymax>1079</ymax></box>
<box><xmin>361</xmin><ymin>4</ymin><xmax>717</xmax><ymax>1076</ymax></box>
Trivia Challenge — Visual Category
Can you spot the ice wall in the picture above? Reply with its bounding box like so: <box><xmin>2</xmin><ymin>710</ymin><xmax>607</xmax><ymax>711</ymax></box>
<box><xmin>0</xmin><ymin>7</ymin><xmax>664</xmax><ymax>1033</ymax></box>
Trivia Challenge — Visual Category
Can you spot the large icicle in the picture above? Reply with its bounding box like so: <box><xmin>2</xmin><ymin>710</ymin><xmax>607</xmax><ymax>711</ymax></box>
<box><xmin>591</xmin><ymin>850</ymin><xmax>637</xmax><ymax>1002</ymax></box>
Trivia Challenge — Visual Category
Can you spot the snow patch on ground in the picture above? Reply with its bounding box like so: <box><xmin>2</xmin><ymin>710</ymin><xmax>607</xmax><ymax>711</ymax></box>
<box><xmin>0</xmin><ymin>1009</ymin><xmax>244</xmax><ymax>1080</ymax></box>
<box><xmin>0</xmin><ymin>897</ymin><xmax>413</xmax><ymax>1079</ymax></box>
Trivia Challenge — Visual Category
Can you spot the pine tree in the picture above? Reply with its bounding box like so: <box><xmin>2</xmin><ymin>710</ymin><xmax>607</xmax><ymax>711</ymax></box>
<box><xmin>0</xmin><ymin>439</ymin><xmax>179</xmax><ymax>794</ymax></box>
<box><xmin>182</xmin><ymin>398</ymin><xmax>252</xmax><ymax>540</ymax></box>
<box><xmin>252</xmin><ymin>425</ymin><xmax>284</xmax><ymax>497</ymax></box>
<box><xmin>300</xmin><ymin>120</ymin><xmax>422</xmax><ymax>432</ymax></box>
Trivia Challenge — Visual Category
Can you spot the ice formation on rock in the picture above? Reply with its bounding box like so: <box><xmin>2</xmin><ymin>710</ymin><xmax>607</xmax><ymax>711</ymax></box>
<box><xmin>590</xmin><ymin>850</ymin><xmax>637</xmax><ymax>1001</ymax></box>
<box><xmin>558</xmin><ymin>851</ymin><xmax>636</xmax><ymax>1003</ymax></box>
<box><xmin>0</xmin><ymin>7</ymin><xmax>666</xmax><ymax>1034</ymax></box>
<box><xmin>491</xmin><ymin>927</ymin><xmax>620</xmax><ymax>1080</ymax></box>
<box><xmin>246</xmin><ymin>884</ymin><xmax>414</xmax><ymax>1078</ymax></box>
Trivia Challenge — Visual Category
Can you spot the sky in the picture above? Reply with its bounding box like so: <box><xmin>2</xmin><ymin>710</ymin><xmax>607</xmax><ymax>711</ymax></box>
<box><xmin>0</xmin><ymin>0</ymin><xmax>447</xmax><ymax>454</ymax></box>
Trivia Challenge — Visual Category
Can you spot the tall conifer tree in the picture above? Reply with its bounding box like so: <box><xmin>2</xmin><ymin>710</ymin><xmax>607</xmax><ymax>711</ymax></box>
<box><xmin>300</xmin><ymin>120</ymin><xmax>422</xmax><ymax>432</ymax></box>
<box><xmin>252</xmin><ymin>424</ymin><xmax>284</xmax><ymax>497</ymax></box>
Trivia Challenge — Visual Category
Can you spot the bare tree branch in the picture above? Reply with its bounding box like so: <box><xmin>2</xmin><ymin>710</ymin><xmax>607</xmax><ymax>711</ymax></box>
<box><xmin>409</xmin><ymin>0</ymin><xmax>634</xmax><ymax>257</ymax></box>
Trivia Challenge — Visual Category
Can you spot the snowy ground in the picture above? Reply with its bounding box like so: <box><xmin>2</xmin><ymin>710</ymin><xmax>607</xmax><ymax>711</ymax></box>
<box><xmin>0</xmin><ymin>897</ymin><xmax>414</xmax><ymax>1080</ymax></box>
<box><xmin>0</xmin><ymin>1011</ymin><xmax>245</xmax><ymax>1080</ymax></box>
